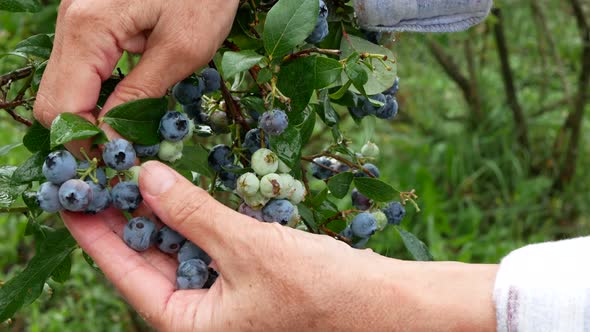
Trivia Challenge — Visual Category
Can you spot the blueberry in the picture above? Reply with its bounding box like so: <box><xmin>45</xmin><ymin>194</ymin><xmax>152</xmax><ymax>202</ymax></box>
<box><xmin>134</xmin><ymin>143</ymin><xmax>160</xmax><ymax>158</ymax></box>
<box><xmin>156</xmin><ymin>226</ymin><xmax>186</xmax><ymax>254</ymax></box>
<box><xmin>78</xmin><ymin>161</ymin><xmax>108</xmax><ymax>186</ymax></box>
<box><xmin>58</xmin><ymin>179</ymin><xmax>93</xmax><ymax>212</ymax></box>
<box><xmin>111</xmin><ymin>181</ymin><xmax>142</xmax><ymax>212</ymax></box>
<box><xmin>123</xmin><ymin>217</ymin><xmax>157</xmax><ymax>252</ymax></box>
<box><xmin>85</xmin><ymin>181</ymin><xmax>111</xmax><ymax>214</ymax></box>
<box><xmin>262</xmin><ymin>199</ymin><xmax>295</xmax><ymax>225</ymax></box>
<box><xmin>318</xmin><ymin>0</ymin><xmax>328</xmax><ymax>19</ymax></box>
<box><xmin>364</xmin><ymin>94</ymin><xmax>387</xmax><ymax>115</ymax></box>
<box><xmin>355</xmin><ymin>163</ymin><xmax>380</xmax><ymax>178</ymax></box>
<box><xmin>158</xmin><ymin>140</ymin><xmax>184</xmax><ymax>163</ymax></box>
<box><xmin>238</xmin><ymin>203</ymin><xmax>264</xmax><ymax>222</ymax></box>
<box><xmin>383</xmin><ymin>77</ymin><xmax>400</xmax><ymax>96</ymax></box>
<box><xmin>236</xmin><ymin>172</ymin><xmax>260</xmax><ymax>197</ymax></box>
<box><xmin>242</xmin><ymin>192</ymin><xmax>270</xmax><ymax>210</ymax></box>
<box><xmin>103</xmin><ymin>139</ymin><xmax>136</xmax><ymax>171</ymax></box>
<box><xmin>200</xmin><ymin>68</ymin><xmax>222</xmax><ymax>93</ymax></box>
<box><xmin>203</xmin><ymin>268</ymin><xmax>219</xmax><ymax>289</ymax></box>
<box><xmin>209</xmin><ymin>110</ymin><xmax>230</xmax><ymax>134</ymax></box>
<box><xmin>339</xmin><ymin>225</ymin><xmax>353</xmax><ymax>238</ymax></box>
<box><xmin>37</xmin><ymin>182</ymin><xmax>63</xmax><ymax>213</ymax></box>
<box><xmin>348</xmin><ymin>97</ymin><xmax>369</xmax><ymax>120</ymax></box>
<box><xmin>243</xmin><ymin>128</ymin><xmax>270</xmax><ymax>157</ymax></box>
<box><xmin>360</xmin><ymin>142</ymin><xmax>380</xmax><ymax>159</ymax></box>
<box><xmin>259</xmin><ymin>173</ymin><xmax>283</xmax><ymax>198</ymax></box>
<box><xmin>208</xmin><ymin>144</ymin><xmax>233</xmax><ymax>172</ymax></box>
<box><xmin>42</xmin><ymin>150</ymin><xmax>77</xmax><ymax>184</ymax></box>
<box><xmin>350</xmin><ymin>212</ymin><xmax>378</xmax><ymax>238</ymax></box>
<box><xmin>310</xmin><ymin>156</ymin><xmax>337</xmax><ymax>180</ymax></box>
<box><xmin>159</xmin><ymin>111</ymin><xmax>190</xmax><ymax>142</ymax></box>
<box><xmin>259</xmin><ymin>109</ymin><xmax>288</xmax><ymax>136</ymax></box>
<box><xmin>178</xmin><ymin>241</ymin><xmax>212</xmax><ymax>265</ymax></box>
<box><xmin>362</xmin><ymin>29</ymin><xmax>382</xmax><ymax>44</ymax></box>
<box><xmin>173</xmin><ymin>79</ymin><xmax>204</xmax><ymax>105</ymax></box>
<box><xmin>306</xmin><ymin>17</ymin><xmax>329</xmax><ymax>44</ymax></box>
<box><xmin>375</xmin><ymin>95</ymin><xmax>398</xmax><ymax>120</ymax></box>
<box><xmin>251</xmin><ymin>148</ymin><xmax>279</xmax><ymax>176</ymax></box>
<box><xmin>176</xmin><ymin>259</ymin><xmax>209</xmax><ymax>290</ymax></box>
<box><xmin>351</xmin><ymin>188</ymin><xmax>372</xmax><ymax>210</ymax></box>
<box><xmin>183</xmin><ymin>99</ymin><xmax>204</xmax><ymax>122</ymax></box>
<box><xmin>352</xmin><ymin>237</ymin><xmax>370</xmax><ymax>249</ymax></box>
<box><xmin>219</xmin><ymin>165</ymin><xmax>241</xmax><ymax>190</ymax></box>
<box><xmin>382</xmin><ymin>201</ymin><xmax>406</xmax><ymax>225</ymax></box>
<box><xmin>287</xmin><ymin>180</ymin><xmax>306</xmax><ymax>205</ymax></box>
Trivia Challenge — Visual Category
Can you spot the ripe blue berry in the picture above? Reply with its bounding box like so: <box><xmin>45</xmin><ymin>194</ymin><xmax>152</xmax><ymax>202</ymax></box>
<box><xmin>85</xmin><ymin>182</ymin><xmax>111</xmax><ymax>214</ymax></box>
<box><xmin>350</xmin><ymin>212</ymin><xmax>378</xmax><ymax>238</ymax></box>
<box><xmin>209</xmin><ymin>110</ymin><xmax>230</xmax><ymax>134</ymax></box>
<box><xmin>111</xmin><ymin>181</ymin><xmax>142</xmax><ymax>212</ymax></box>
<box><xmin>219</xmin><ymin>165</ymin><xmax>241</xmax><ymax>190</ymax></box>
<box><xmin>351</xmin><ymin>188</ymin><xmax>372</xmax><ymax>210</ymax></box>
<box><xmin>364</xmin><ymin>94</ymin><xmax>387</xmax><ymax>115</ymax></box>
<box><xmin>157</xmin><ymin>226</ymin><xmax>186</xmax><ymax>254</ymax></box>
<box><xmin>37</xmin><ymin>182</ymin><xmax>63</xmax><ymax>213</ymax></box>
<box><xmin>319</xmin><ymin>0</ymin><xmax>328</xmax><ymax>19</ymax></box>
<box><xmin>203</xmin><ymin>268</ymin><xmax>219</xmax><ymax>289</ymax></box>
<box><xmin>355</xmin><ymin>163</ymin><xmax>380</xmax><ymax>178</ymax></box>
<box><xmin>310</xmin><ymin>156</ymin><xmax>337</xmax><ymax>180</ymax></box>
<box><xmin>176</xmin><ymin>259</ymin><xmax>209</xmax><ymax>290</ymax></box>
<box><xmin>375</xmin><ymin>95</ymin><xmax>398</xmax><ymax>120</ymax></box>
<box><xmin>340</xmin><ymin>225</ymin><xmax>353</xmax><ymax>238</ymax></box>
<box><xmin>382</xmin><ymin>201</ymin><xmax>406</xmax><ymax>225</ymax></box>
<box><xmin>58</xmin><ymin>179</ymin><xmax>93</xmax><ymax>212</ymax></box>
<box><xmin>259</xmin><ymin>109</ymin><xmax>288</xmax><ymax>136</ymax></box>
<box><xmin>183</xmin><ymin>99</ymin><xmax>204</xmax><ymax>122</ymax></box>
<box><xmin>42</xmin><ymin>150</ymin><xmax>77</xmax><ymax>184</ymax></box>
<box><xmin>78</xmin><ymin>161</ymin><xmax>108</xmax><ymax>186</ymax></box>
<box><xmin>159</xmin><ymin>111</ymin><xmax>190</xmax><ymax>142</ymax></box>
<box><xmin>238</xmin><ymin>203</ymin><xmax>264</xmax><ymax>222</ymax></box>
<box><xmin>103</xmin><ymin>139</ymin><xmax>136</xmax><ymax>171</ymax></box>
<box><xmin>200</xmin><ymin>68</ymin><xmax>221</xmax><ymax>93</ymax></box>
<box><xmin>208</xmin><ymin>144</ymin><xmax>233</xmax><ymax>172</ymax></box>
<box><xmin>383</xmin><ymin>76</ymin><xmax>400</xmax><ymax>96</ymax></box>
<box><xmin>123</xmin><ymin>217</ymin><xmax>157</xmax><ymax>252</ymax></box>
<box><xmin>243</xmin><ymin>128</ymin><xmax>270</xmax><ymax>157</ymax></box>
<box><xmin>262</xmin><ymin>199</ymin><xmax>295</xmax><ymax>225</ymax></box>
<box><xmin>178</xmin><ymin>241</ymin><xmax>212</xmax><ymax>265</ymax></box>
<box><xmin>134</xmin><ymin>143</ymin><xmax>160</xmax><ymax>158</ymax></box>
<box><xmin>173</xmin><ymin>79</ymin><xmax>204</xmax><ymax>105</ymax></box>
<box><xmin>306</xmin><ymin>17</ymin><xmax>329</xmax><ymax>44</ymax></box>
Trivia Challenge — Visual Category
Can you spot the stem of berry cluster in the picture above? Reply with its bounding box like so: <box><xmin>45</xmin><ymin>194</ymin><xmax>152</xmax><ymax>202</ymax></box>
<box><xmin>208</xmin><ymin>61</ymin><xmax>251</xmax><ymax>131</ymax></box>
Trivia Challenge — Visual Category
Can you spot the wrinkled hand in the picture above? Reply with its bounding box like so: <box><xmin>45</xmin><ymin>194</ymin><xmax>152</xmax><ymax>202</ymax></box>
<box><xmin>33</xmin><ymin>0</ymin><xmax>239</xmax><ymax>137</ymax></box>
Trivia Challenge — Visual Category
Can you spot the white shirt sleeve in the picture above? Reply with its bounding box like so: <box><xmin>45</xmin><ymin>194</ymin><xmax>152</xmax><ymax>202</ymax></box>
<box><xmin>352</xmin><ymin>0</ymin><xmax>493</xmax><ymax>32</ymax></box>
<box><xmin>494</xmin><ymin>237</ymin><xmax>590</xmax><ymax>332</ymax></box>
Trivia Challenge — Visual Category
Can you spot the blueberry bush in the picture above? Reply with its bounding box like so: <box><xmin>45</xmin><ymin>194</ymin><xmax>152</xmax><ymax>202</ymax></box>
<box><xmin>0</xmin><ymin>0</ymin><xmax>435</xmax><ymax>323</ymax></box>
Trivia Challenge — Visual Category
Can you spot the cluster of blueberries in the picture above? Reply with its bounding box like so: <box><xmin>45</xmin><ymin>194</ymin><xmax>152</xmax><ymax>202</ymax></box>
<box><xmin>309</xmin><ymin>141</ymin><xmax>406</xmax><ymax>248</ymax></box>
<box><xmin>306</xmin><ymin>0</ymin><xmax>329</xmax><ymax>44</ymax></box>
<box><xmin>349</xmin><ymin>77</ymin><xmax>400</xmax><ymax>121</ymax></box>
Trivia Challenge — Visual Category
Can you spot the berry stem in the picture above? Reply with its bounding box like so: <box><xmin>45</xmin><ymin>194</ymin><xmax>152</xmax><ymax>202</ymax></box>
<box><xmin>320</xmin><ymin>226</ymin><xmax>352</xmax><ymax>245</ymax></box>
<box><xmin>208</xmin><ymin>61</ymin><xmax>251</xmax><ymax>131</ymax></box>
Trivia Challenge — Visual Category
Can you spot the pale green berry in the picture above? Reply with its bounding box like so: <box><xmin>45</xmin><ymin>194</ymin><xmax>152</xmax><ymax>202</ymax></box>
<box><xmin>259</xmin><ymin>173</ymin><xmax>282</xmax><ymax>198</ymax></box>
<box><xmin>158</xmin><ymin>140</ymin><xmax>184</xmax><ymax>163</ymax></box>
<box><xmin>373</xmin><ymin>210</ymin><xmax>388</xmax><ymax>231</ymax></box>
<box><xmin>288</xmin><ymin>180</ymin><xmax>306</xmax><ymax>205</ymax></box>
<box><xmin>277</xmin><ymin>159</ymin><xmax>292</xmax><ymax>173</ymax></box>
<box><xmin>277</xmin><ymin>174</ymin><xmax>295</xmax><ymax>199</ymax></box>
<box><xmin>128</xmin><ymin>166</ymin><xmax>141</xmax><ymax>184</ymax></box>
<box><xmin>287</xmin><ymin>205</ymin><xmax>300</xmax><ymax>228</ymax></box>
<box><xmin>236</xmin><ymin>172</ymin><xmax>260</xmax><ymax>197</ymax></box>
<box><xmin>361</xmin><ymin>141</ymin><xmax>380</xmax><ymax>159</ymax></box>
<box><xmin>183</xmin><ymin>119</ymin><xmax>196</xmax><ymax>142</ymax></box>
<box><xmin>251</xmin><ymin>148</ymin><xmax>279</xmax><ymax>176</ymax></box>
<box><xmin>243</xmin><ymin>192</ymin><xmax>270</xmax><ymax>210</ymax></box>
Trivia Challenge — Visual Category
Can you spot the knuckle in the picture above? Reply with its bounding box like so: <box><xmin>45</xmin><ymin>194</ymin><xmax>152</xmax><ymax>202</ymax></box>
<box><xmin>111</xmin><ymin>81</ymin><xmax>162</xmax><ymax>102</ymax></box>
<box><xmin>168</xmin><ymin>189</ymin><xmax>213</xmax><ymax>227</ymax></box>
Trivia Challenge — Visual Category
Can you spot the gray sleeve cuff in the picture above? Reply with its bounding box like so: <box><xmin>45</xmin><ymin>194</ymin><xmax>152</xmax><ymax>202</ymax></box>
<box><xmin>353</xmin><ymin>0</ymin><xmax>493</xmax><ymax>33</ymax></box>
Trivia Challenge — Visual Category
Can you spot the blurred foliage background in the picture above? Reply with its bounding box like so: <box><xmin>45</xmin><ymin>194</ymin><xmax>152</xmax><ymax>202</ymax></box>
<box><xmin>1</xmin><ymin>0</ymin><xmax>589</xmax><ymax>330</ymax></box>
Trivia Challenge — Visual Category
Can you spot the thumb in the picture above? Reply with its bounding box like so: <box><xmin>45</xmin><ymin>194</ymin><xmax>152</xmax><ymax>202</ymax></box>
<box><xmin>138</xmin><ymin>161</ymin><xmax>251</xmax><ymax>261</ymax></box>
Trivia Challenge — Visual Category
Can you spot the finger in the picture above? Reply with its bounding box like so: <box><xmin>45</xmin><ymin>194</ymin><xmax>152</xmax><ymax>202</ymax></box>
<box><xmin>62</xmin><ymin>208</ymin><xmax>180</xmax><ymax>318</ymax></box>
<box><xmin>139</xmin><ymin>161</ymin><xmax>256</xmax><ymax>262</ymax></box>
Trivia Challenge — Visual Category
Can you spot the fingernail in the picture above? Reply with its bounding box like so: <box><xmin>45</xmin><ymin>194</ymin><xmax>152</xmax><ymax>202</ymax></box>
<box><xmin>140</xmin><ymin>161</ymin><xmax>177</xmax><ymax>196</ymax></box>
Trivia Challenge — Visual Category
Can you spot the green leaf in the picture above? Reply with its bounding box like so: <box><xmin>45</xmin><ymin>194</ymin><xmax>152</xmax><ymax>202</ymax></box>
<box><xmin>263</xmin><ymin>0</ymin><xmax>318</xmax><ymax>58</ymax></box>
<box><xmin>23</xmin><ymin>121</ymin><xmax>50</xmax><ymax>153</ymax></box>
<box><xmin>0</xmin><ymin>228</ymin><xmax>77</xmax><ymax>322</ymax></box>
<box><xmin>354</xmin><ymin>177</ymin><xmax>396</xmax><ymax>202</ymax></box>
<box><xmin>297</xmin><ymin>204</ymin><xmax>317</xmax><ymax>232</ymax></box>
<box><xmin>102</xmin><ymin>98</ymin><xmax>167</xmax><ymax>145</ymax></box>
<box><xmin>50</xmin><ymin>113</ymin><xmax>104</xmax><ymax>149</ymax></box>
<box><xmin>277</xmin><ymin>57</ymin><xmax>315</xmax><ymax>113</ymax></box>
<box><xmin>31</xmin><ymin>61</ymin><xmax>47</xmax><ymax>92</ymax></box>
<box><xmin>221</xmin><ymin>50</ymin><xmax>264</xmax><ymax>78</ymax></box>
<box><xmin>175</xmin><ymin>144</ymin><xmax>213</xmax><ymax>178</ymax></box>
<box><xmin>396</xmin><ymin>227</ymin><xmax>434</xmax><ymax>261</ymax></box>
<box><xmin>256</xmin><ymin>67</ymin><xmax>273</xmax><ymax>84</ymax></box>
<box><xmin>14</xmin><ymin>34</ymin><xmax>53</xmax><ymax>59</ymax></box>
<box><xmin>297</xmin><ymin>108</ymin><xmax>316</xmax><ymax>146</ymax></box>
<box><xmin>0</xmin><ymin>143</ymin><xmax>22</xmax><ymax>157</ymax></box>
<box><xmin>240</xmin><ymin>96</ymin><xmax>267</xmax><ymax>114</ymax></box>
<box><xmin>318</xmin><ymin>90</ymin><xmax>338</xmax><ymax>126</ymax></box>
<box><xmin>270</xmin><ymin>126</ymin><xmax>301</xmax><ymax>169</ymax></box>
<box><xmin>0</xmin><ymin>0</ymin><xmax>41</xmax><ymax>12</ymax></box>
<box><xmin>51</xmin><ymin>254</ymin><xmax>72</xmax><ymax>283</ymax></box>
<box><xmin>22</xmin><ymin>191</ymin><xmax>42</xmax><ymax>217</ymax></box>
<box><xmin>340</xmin><ymin>35</ymin><xmax>397</xmax><ymax>95</ymax></box>
<box><xmin>328</xmin><ymin>172</ymin><xmax>354</xmax><ymax>199</ymax></box>
<box><xmin>12</xmin><ymin>151</ymin><xmax>46</xmax><ymax>184</ymax></box>
<box><xmin>344</xmin><ymin>53</ymin><xmax>368</xmax><ymax>95</ymax></box>
<box><xmin>312</xmin><ymin>57</ymin><xmax>343</xmax><ymax>89</ymax></box>
<box><xmin>0</xmin><ymin>166</ymin><xmax>29</xmax><ymax>208</ymax></box>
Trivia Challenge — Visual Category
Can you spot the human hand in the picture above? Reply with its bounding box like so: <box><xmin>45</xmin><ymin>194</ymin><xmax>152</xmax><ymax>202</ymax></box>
<box><xmin>33</xmin><ymin>0</ymin><xmax>239</xmax><ymax>140</ymax></box>
<box><xmin>62</xmin><ymin>161</ymin><xmax>498</xmax><ymax>331</ymax></box>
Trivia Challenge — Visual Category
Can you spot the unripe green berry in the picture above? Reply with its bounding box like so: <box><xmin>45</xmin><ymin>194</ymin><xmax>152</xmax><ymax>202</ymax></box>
<box><xmin>251</xmin><ymin>148</ymin><xmax>279</xmax><ymax>176</ymax></box>
<box><xmin>236</xmin><ymin>172</ymin><xmax>260</xmax><ymax>197</ymax></box>
<box><xmin>243</xmin><ymin>192</ymin><xmax>270</xmax><ymax>210</ymax></box>
<box><xmin>259</xmin><ymin>173</ymin><xmax>283</xmax><ymax>198</ymax></box>
<box><xmin>277</xmin><ymin>174</ymin><xmax>295</xmax><ymax>199</ymax></box>
<box><xmin>128</xmin><ymin>166</ymin><xmax>141</xmax><ymax>184</ymax></box>
<box><xmin>288</xmin><ymin>180</ymin><xmax>306</xmax><ymax>205</ymax></box>
<box><xmin>277</xmin><ymin>159</ymin><xmax>292</xmax><ymax>173</ymax></box>
<box><xmin>361</xmin><ymin>141</ymin><xmax>380</xmax><ymax>159</ymax></box>
<box><xmin>288</xmin><ymin>205</ymin><xmax>301</xmax><ymax>228</ymax></box>
<box><xmin>158</xmin><ymin>140</ymin><xmax>184</xmax><ymax>163</ymax></box>
<box><xmin>373</xmin><ymin>210</ymin><xmax>388</xmax><ymax>231</ymax></box>
<box><xmin>183</xmin><ymin>119</ymin><xmax>196</xmax><ymax>142</ymax></box>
